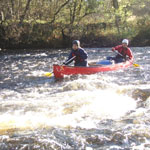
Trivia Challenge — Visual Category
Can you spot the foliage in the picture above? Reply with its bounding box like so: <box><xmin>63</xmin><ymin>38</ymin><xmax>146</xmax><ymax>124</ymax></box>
<box><xmin>0</xmin><ymin>0</ymin><xmax>150</xmax><ymax>49</ymax></box>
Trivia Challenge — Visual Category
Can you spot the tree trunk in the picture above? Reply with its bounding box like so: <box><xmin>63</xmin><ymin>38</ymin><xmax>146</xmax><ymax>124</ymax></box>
<box><xmin>115</xmin><ymin>15</ymin><xmax>120</xmax><ymax>34</ymax></box>
<box><xmin>112</xmin><ymin>0</ymin><xmax>120</xmax><ymax>34</ymax></box>
<box><xmin>10</xmin><ymin>0</ymin><xmax>14</xmax><ymax>17</ymax></box>
<box><xmin>0</xmin><ymin>11</ymin><xmax>4</xmax><ymax>24</ymax></box>
<box><xmin>19</xmin><ymin>0</ymin><xmax>32</xmax><ymax>25</ymax></box>
<box><xmin>68</xmin><ymin>0</ymin><xmax>77</xmax><ymax>36</ymax></box>
<box><xmin>70</xmin><ymin>1</ymin><xmax>77</xmax><ymax>25</ymax></box>
<box><xmin>50</xmin><ymin>0</ymin><xmax>71</xmax><ymax>24</ymax></box>
<box><xmin>112</xmin><ymin>0</ymin><xmax>119</xmax><ymax>9</ymax></box>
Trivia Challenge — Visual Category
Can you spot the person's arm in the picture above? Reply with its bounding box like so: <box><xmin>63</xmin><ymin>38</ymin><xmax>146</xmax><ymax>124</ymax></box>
<box><xmin>127</xmin><ymin>49</ymin><xmax>133</xmax><ymax>60</ymax></box>
<box><xmin>64</xmin><ymin>51</ymin><xmax>75</xmax><ymax>65</ymax></box>
<box><xmin>112</xmin><ymin>45</ymin><xmax>122</xmax><ymax>52</ymax></box>
<box><xmin>78</xmin><ymin>49</ymin><xmax>88</xmax><ymax>60</ymax></box>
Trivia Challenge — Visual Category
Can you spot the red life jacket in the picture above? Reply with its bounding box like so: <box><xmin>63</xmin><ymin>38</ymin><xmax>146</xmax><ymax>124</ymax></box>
<box><xmin>114</xmin><ymin>45</ymin><xmax>133</xmax><ymax>60</ymax></box>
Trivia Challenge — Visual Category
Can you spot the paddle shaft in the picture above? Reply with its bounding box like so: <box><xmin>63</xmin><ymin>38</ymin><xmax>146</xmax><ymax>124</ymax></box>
<box><xmin>64</xmin><ymin>56</ymin><xmax>76</xmax><ymax>65</ymax></box>
<box><xmin>114</xmin><ymin>50</ymin><xmax>124</xmax><ymax>57</ymax></box>
<box><xmin>113</xmin><ymin>50</ymin><xmax>139</xmax><ymax>67</ymax></box>
<box><xmin>114</xmin><ymin>50</ymin><xmax>131</xmax><ymax>61</ymax></box>
<box><xmin>45</xmin><ymin>56</ymin><xmax>76</xmax><ymax>77</ymax></box>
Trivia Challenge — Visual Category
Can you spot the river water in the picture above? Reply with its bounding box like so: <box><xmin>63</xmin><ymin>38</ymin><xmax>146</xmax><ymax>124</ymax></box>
<box><xmin>0</xmin><ymin>47</ymin><xmax>150</xmax><ymax>150</ymax></box>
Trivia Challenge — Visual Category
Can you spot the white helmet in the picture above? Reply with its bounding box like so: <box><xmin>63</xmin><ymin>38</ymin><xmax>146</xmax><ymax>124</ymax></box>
<box><xmin>122</xmin><ymin>39</ymin><xmax>129</xmax><ymax>45</ymax></box>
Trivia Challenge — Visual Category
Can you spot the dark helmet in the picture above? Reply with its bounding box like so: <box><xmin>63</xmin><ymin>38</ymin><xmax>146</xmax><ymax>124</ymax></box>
<box><xmin>72</xmin><ymin>40</ymin><xmax>80</xmax><ymax>47</ymax></box>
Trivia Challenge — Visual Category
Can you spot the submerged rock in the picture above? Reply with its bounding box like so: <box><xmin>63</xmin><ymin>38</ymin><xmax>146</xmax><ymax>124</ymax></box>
<box><xmin>132</xmin><ymin>89</ymin><xmax>150</xmax><ymax>101</ymax></box>
<box><xmin>111</xmin><ymin>132</ymin><xmax>126</xmax><ymax>144</ymax></box>
<box><xmin>145</xmin><ymin>96</ymin><xmax>150</xmax><ymax>108</ymax></box>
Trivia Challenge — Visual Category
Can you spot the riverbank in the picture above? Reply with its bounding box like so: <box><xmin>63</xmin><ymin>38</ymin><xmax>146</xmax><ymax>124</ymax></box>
<box><xmin>0</xmin><ymin>38</ymin><xmax>150</xmax><ymax>55</ymax></box>
<box><xmin>0</xmin><ymin>22</ymin><xmax>150</xmax><ymax>53</ymax></box>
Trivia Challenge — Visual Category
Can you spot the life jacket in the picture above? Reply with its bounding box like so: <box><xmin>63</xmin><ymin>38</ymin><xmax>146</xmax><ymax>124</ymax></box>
<box><xmin>72</xmin><ymin>48</ymin><xmax>88</xmax><ymax>63</ymax></box>
<box><xmin>115</xmin><ymin>45</ymin><xmax>133</xmax><ymax>60</ymax></box>
<box><xmin>65</xmin><ymin>48</ymin><xmax>88</xmax><ymax>66</ymax></box>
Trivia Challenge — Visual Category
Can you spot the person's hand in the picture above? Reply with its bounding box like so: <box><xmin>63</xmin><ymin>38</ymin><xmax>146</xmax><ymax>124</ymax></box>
<box><xmin>125</xmin><ymin>57</ymin><xmax>130</xmax><ymax>61</ymax></box>
<box><xmin>112</xmin><ymin>47</ymin><xmax>115</xmax><ymax>52</ymax></box>
<box><xmin>63</xmin><ymin>62</ymin><xmax>66</xmax><ymax>65</ymax></box>
<box><xmin>72</xmin><ymin>53</ymin><xmax>76</xmax><ymax>57</ymax></box>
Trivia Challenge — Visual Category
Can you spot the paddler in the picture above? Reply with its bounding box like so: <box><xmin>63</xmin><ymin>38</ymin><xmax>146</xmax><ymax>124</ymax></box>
<box><xmin>63</xmin><ymin>40</ymin><xmax>88</xmax><ymax>66</ymax></box>
<box><xmin>107</xmin><ymin>39</ymin><xmax>133</xmax><ymax>63</ymax></box>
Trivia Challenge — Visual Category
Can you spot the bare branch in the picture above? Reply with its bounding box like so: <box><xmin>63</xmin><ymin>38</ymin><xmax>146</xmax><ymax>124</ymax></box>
<box><xmin>19</xmin><ymin>0</ymin><xmax>32</xmax><ymax>25</ymax></box>
<box><xmin>50</xmin><ymin>0</ymin><xmax>71</xmax><ymax>24</ymax></box>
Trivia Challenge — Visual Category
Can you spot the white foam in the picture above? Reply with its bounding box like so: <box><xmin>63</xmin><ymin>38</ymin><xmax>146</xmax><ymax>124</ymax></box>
<box><xmin>0</xmin><ymin>89</ymin><xmax>136</xmax><ymax>131</ymax></box>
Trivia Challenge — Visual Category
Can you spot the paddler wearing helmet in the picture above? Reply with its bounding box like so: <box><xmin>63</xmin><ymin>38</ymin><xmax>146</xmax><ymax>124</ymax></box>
<box><xmin>63</xmin><ymin>40</ymin><xmax>88</xmax><ymax>66</ymax></box>
<box><xmin>107</xmin><ymin>39</ymin><xmax>133</xmax><ymax>63</ymax></box>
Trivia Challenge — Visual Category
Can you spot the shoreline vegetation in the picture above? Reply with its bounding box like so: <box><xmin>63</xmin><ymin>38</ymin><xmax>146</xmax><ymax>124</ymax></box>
<box><xmin>0</xmin><ymin>0</ymin><xmax>150</xmax><ymax>53</ymax></box>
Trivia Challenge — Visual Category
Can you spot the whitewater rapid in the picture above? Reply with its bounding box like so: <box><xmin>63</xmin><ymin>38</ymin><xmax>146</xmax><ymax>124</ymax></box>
<box><xmin>0</xmin><ymin>47</ymin><xmax>150</xmax><ymax>149</ymax></box>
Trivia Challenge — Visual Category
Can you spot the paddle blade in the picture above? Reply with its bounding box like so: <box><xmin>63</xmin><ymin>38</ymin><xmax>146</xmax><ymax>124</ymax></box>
<box><xmin>133</xmin><ymin>63</ymin><xmax>140</xmax><ymax>67</ymax></box>
<box><xmin>44</xmin><ymin>72</ymin><xmax>53</xmax><ymax>77</ymax></box>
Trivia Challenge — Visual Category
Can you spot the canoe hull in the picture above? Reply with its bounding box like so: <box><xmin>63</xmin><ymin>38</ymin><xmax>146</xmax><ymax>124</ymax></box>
<box><xmin>53</xmin><ymin>60</ymin><xmax>133</xmax><ymax>78</ymax></box>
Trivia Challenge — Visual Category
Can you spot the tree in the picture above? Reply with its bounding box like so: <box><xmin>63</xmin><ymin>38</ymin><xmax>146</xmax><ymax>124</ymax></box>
<box><xmin>19</xmin><ymin>0</ymin><xmax>32</xmax><ymax>25</ymax></box>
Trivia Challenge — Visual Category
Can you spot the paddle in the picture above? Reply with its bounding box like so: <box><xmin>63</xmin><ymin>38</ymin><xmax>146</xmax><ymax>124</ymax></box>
<box><xmin>44</xmin><ymin>56</ymin><xmax>76</xmax><ymax>77</ymax></box>
<box><xmin>113</xmin><ymin>50</ymin><xmax>140</xmax><ymax>67</ymax></box>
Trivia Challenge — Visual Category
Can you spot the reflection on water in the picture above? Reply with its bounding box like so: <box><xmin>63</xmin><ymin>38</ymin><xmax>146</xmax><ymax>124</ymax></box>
<box><xmin>0</xmin><ymin>47</ymin><xmax>150</xmax><ymax>149</ymax></box>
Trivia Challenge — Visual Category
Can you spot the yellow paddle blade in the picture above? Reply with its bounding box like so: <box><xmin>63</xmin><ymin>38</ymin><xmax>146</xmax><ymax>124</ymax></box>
<box><xmin>44</xmin><ymin>72</ymin><xmax>53</xmax><ymax>77</ymax></box>
<box><xmin>133</xmin><ymin>63</ymin><xmax>140</xmax><ymax>67</ymax></box>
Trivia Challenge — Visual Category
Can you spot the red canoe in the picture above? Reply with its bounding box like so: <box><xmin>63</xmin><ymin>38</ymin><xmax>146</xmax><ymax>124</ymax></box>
<box><xmin>53</xmin><ymin>60</ymin><xmax>133</xmax><ymax>78</ymax></box>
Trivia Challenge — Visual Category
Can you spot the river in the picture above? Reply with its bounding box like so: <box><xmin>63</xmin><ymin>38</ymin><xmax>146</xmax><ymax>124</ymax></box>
<box><xmin>0</xmin><ymin>47</ymin><xmax>150</xmax><ymax>150</ymax></box>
